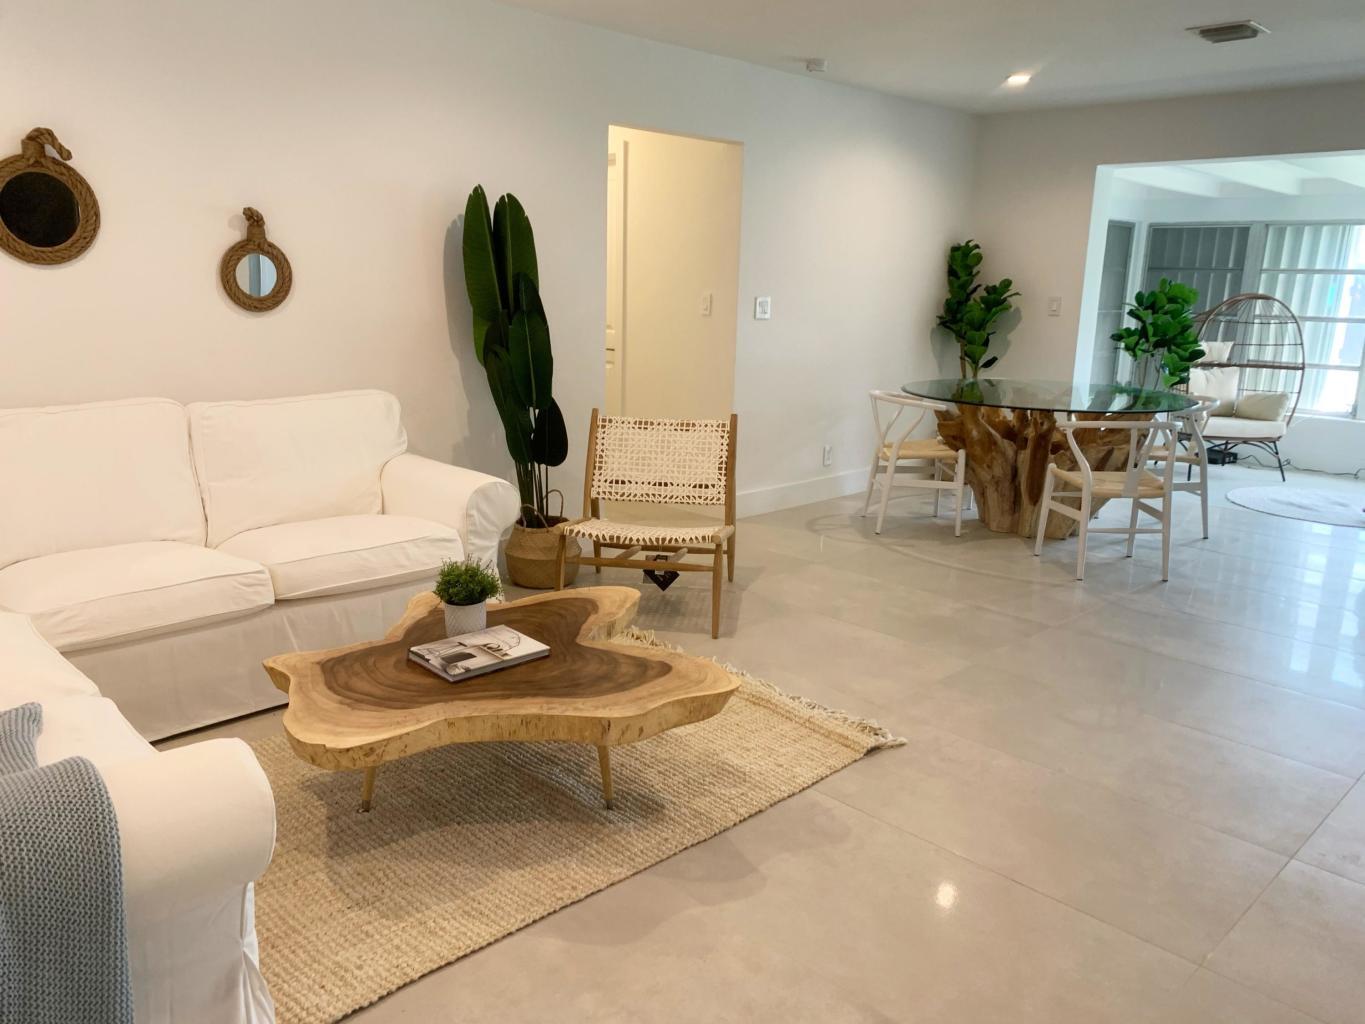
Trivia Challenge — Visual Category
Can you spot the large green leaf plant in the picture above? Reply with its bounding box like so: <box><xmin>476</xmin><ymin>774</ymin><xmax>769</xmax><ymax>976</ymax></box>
<box><xmin>1111</xmin><ymin>278</ymin><xmax>1204</xmax><ymax>389</ymax></box>
<box><xmin>462</xmin><ymin>185</ymin><xmax>568</xmax><ymax>527</ymax></box>
<box><xmin>936</xmin><ymin>240</ymin><xmax>1019</xmax><ymax>379</ymax></box>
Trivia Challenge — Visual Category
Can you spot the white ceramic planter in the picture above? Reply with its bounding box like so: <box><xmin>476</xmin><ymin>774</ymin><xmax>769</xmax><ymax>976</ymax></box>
<box><xmin>443</xmin><ymin>600</ymin><xmax>487</xmax><ymax>637</ymax></box>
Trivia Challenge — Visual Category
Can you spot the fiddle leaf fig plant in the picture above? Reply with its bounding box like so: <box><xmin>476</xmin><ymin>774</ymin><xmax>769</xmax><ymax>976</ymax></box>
<box><xmin>462</xmin><ymin>185</ymin><xmax>568</xmax><ymax>527</ymax></box>
<box><xmin>936</xmin><ymin>240</ymin><xmax>1020</xmax><ymax>379</ymax></box>
<box><xmin>1111</xmin><ymin>278</ymin><xmax>1204</xmax><ymax>389</ymax></box>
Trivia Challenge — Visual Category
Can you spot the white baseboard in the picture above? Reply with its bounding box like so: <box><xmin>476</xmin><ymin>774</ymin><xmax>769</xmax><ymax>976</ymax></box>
<box><xmin>737</xmin><ymin>469</ymin><xmax>866</xmax><ymax>518</ymax></box>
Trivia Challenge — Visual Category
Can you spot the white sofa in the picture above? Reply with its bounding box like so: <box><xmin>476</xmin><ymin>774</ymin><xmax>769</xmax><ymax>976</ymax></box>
<box><xmin>0</xmin><ymin>390</ymin><xmax>520</xmax><ymax>738</ymax></box>
<box><xmin>1</xmin><ymin>610</ymin><xmax>276</xmax><ymax>1023</ymax></box>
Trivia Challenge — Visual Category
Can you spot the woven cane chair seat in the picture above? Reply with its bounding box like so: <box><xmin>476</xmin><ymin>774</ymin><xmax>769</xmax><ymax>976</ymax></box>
<box><xmin>563</xmin><ymin>519</ymin><xmax>734</xmax><ymax>547</ymax></box>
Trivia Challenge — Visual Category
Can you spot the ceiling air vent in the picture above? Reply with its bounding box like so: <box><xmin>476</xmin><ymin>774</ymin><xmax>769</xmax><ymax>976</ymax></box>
<box><xmin>1188</xmin><ymin>20</ymin><xmax>1270</xmax><ymax>44</ymax></box>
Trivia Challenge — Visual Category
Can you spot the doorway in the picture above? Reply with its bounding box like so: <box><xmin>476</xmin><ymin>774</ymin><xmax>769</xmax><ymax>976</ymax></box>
<box><xmin>605</xmin><ymin>125</ymin><xmax>743</xmax><ymax>419</ymax></box>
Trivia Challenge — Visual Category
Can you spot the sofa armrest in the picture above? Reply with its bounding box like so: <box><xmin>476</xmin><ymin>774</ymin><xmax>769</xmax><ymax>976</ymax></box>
<box><xmin>381</xmin><ymin>453</ymin><xmax>521</xmax><ymax>568</ymax></box>
<box><xmin>101</xmin><ymin>738</ymin><xmax>275</xmax><ymax>909</ymax></box>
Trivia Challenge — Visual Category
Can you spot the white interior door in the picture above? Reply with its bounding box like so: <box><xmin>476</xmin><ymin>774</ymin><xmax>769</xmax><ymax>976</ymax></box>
<box><xmin>604</xmin><ymin>144</ymin><xmax>626</xmax><ymax>416</ymax></box>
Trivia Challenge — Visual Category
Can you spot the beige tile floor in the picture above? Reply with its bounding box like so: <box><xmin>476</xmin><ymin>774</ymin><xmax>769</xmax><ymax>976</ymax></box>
<box><xmin>180</xmin><ymin>462</ymin><xmax>1365</xmax><ymax>1023</ymax></box>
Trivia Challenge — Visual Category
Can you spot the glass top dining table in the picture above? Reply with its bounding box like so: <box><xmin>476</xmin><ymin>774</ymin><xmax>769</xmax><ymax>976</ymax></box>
<box><xmin>901</xmin><ymin>377</ymin><xmax>1195</xmax><ymax>415</ymax></box>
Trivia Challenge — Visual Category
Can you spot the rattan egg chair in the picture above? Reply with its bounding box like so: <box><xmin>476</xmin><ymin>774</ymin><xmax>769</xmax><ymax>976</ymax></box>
<box><xmin>1190</xmin><ymin>293</ymin><xmax>1305</xmax><ymax>481</ymax></box>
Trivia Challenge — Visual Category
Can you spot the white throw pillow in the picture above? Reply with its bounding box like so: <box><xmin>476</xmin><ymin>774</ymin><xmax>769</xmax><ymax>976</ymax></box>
<box><xmin>1236</xmin><ymin>391</ymin><xmax>1291</xmax><ymax>422</ymax></box>
<box><xmin>1197</xmin><ymin>341</ymin><xmax>1234</xmax><ymax>364</ymax></box>
<box><xmin>188</xmin><ymin>390</ymin><xmax>408</xmax><ymax>546</ymax></box>
<box><xmin>1187</xmin><ymin>366</ymin><xmax>1240</xmax><ymax>415</ymax></box>
<box><xmin>0</xmin><ymin>398</ymin><xmax>206</xmax><ymax>569</ymax></box>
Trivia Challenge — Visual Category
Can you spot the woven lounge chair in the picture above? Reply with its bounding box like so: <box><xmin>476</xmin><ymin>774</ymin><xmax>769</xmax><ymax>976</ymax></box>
<box><xmin>556</xmin><ymin>409</ymin><xmax>737</xmax><ymax>638</ymax></box>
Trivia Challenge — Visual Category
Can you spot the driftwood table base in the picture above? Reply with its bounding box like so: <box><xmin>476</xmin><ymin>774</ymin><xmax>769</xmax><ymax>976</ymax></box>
<box><xmin>935</xmin><ymin>406</ymin><xmax>1145</xmax><ymax>538</ymax></box>
<box><xmin>264</xmin><ymin>587</ymin><xmax>739</xmax><ymax>812</ymax></box>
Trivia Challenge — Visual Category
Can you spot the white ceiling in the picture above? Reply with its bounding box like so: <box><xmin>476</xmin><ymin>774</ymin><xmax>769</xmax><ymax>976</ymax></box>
<box><xmin>1112</xmin><ymin>153</ymin><xmax>1365</xmax><ymax>199</ymax></box>
<box><xmin>499</xmin><ymin>0</ymin><xmax>1365</xmax><ymax>111</ymax></box>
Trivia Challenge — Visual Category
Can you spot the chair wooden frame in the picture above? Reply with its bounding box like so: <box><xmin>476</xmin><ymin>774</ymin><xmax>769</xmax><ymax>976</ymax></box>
<box><xmin>861</xmin><ymin>390</ymin><xmax>969</xmax><ymax>536</ymax></box>
<box><xmin>1034</xmin><ymin>419</ymin><xmax>1178</xmax><ymax>582</ymax></box>
<box><xmin>555</xmin><ymin>409</ymin><xmax>738</xmax><ymax>638</ymax></box>
<box><xmin>1152</xmin><ymin>396</ymin><xmax>1215</xmax><ymax>540</ymax></box>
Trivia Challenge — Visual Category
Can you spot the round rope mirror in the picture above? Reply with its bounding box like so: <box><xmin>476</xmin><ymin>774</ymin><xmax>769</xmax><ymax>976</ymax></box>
<box><xmin>220</xmin><ymin>207</ymin><xmax>293</xmax><ymax>312</ymax></box>
<box><xmin>0</xmin><ymin>127</ymin><xmax>100</xmax><ymax>265</ymax></box>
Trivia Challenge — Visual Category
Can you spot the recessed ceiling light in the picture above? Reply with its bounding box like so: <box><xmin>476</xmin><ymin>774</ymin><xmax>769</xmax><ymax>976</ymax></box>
<box><xmin>1004</xmin><ymin>72</ymin><xmax>1032</xmax><ymax>88</ymax></box>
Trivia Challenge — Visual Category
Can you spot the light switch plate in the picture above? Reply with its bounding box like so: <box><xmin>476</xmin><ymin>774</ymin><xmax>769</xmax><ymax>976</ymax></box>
<box><xmin>754</xmin><ymin>296</ymin><xmax>772</xmax><ymax>320</ymax></box>
<box><xmin>700</xmin><ymin>292</ymin><xmax>713</xmax><ymax>317</ymax></box>
<box><xmin>1046</xmin><ymin>296</ymin><xmax>1062</xmax><ymax>317</ymax></box>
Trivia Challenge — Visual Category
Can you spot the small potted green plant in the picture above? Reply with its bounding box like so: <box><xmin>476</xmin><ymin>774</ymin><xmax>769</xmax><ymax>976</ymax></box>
<box><xmin>434</xmin><ymin>557</ymin><xmax>502</xmax><ymax>636</ymax></box>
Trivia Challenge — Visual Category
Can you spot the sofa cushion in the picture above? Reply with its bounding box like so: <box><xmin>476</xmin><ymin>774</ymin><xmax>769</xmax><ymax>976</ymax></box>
<box><xmin>188</xmin><ymin>390</ymin><xmax>408</xmax><ymax>546</ymax></box>
<box><xmin>1187</xmin><ymin>365</ymin><xmax>1240</xmax><ymax>415</ymax></box>
<box><xmin>33</xmin><ymin>695</ymin><xmax>154</xmax><ymax>769</ymax></box>
<box><xmin>0</xmin><ymin>613</ymin><xmax>99</xmax><ymax>706</ymax></box>
<box><xmin>1236</xmin><ymin>391</ymin><xmax>1292</xmax><ymax>422</ymax></box>
<box><xmin>217</xmin><ymin>514</ymin><xmax>462</xmax><ymax>599</ymax></box>
<box><xmin>1203</xmin><ymin>415</ymin><xmax>1288</xmax><ymax>441</ymax></box>
<box><xmin>0</xmin><ymin>542</ymin><xmax>275</xmax><ymax>652</ymax></box>
<box><xmin>1197</xmin><ymin>341</ymin><xmax>1234</xmax><ymax>364</ymax></box>
<box><xmin>0</xmin><ymin>398</ymin><xmax>205</xmax><ymax>570</ymax></box>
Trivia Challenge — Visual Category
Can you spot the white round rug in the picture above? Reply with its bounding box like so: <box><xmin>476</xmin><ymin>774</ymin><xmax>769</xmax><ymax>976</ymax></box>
<box><xmin>1227</xmin><ymin>486</ymin><xmax>1365</xmax><ymax>528</ymax></box>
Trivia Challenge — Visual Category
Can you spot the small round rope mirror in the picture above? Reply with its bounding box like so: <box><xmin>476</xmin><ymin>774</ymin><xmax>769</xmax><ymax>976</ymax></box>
<box><xmin>220</xmin><ymin>207</ymin><xmax>293</xmax><ymax>312</ymax></box>
<box><xmin>0</xmin><ymin>127</ymin><xmax>101</xmax><ymax>266</ymax></box>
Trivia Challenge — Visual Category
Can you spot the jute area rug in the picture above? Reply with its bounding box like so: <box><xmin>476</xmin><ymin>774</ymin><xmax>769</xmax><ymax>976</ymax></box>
<box><xmin>251</xmin><ymin>630</ymin><xmax>903</xmax><ymax>1024</ymax></box>
<box><xmin>1227</xmin><ymin>486</ymin><xmax>1365</xmax><ymax>528</ymax></box>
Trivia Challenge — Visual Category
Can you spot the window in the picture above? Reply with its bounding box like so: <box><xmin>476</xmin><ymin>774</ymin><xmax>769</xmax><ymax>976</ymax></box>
<box><xmin>1091</xmin><ymin>221</ymin><xmax>1133</xmax><ymax>387</ymax></box>
<box><xmin>1140</xmin><ymin>220</ymin><xmax>1365</xmax><ymax>418</ymax></box>
<box><xmin>1144</xmin><ymin>225</ymin><xmax>1249</xmax><ymax>310</ymax></box>
<box><xmin>1258</xmin><ymin>224</ymin><xmax>1365</xmax><ymax>417</ymax></box>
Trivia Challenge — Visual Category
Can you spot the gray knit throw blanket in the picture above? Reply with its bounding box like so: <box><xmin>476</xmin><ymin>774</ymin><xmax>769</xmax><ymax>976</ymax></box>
<box><xmin>0</xmin><ymin>702</ymin><xmax>134</xmax><ymax>1023</ymax></box>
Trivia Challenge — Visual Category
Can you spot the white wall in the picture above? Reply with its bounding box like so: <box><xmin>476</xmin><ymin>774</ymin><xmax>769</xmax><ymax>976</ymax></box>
<box><xmin>0</xmin><ymin>0</ymin><xmax>975</xmax><ymax>516</ymax></box>
<box><xmin>609</xmin><ymin>126</ymin><xmax>742</xmax><ymax>422</ymax></box>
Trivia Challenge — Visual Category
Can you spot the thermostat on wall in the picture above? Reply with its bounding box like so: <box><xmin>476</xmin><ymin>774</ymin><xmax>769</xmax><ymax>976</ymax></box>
<box><xmin>754</xmin><ymin>296</ymin><xmax>772</xmax><ymax>320</ymax></box>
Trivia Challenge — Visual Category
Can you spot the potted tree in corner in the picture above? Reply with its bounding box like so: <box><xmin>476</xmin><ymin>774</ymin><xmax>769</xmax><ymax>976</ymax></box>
<box><xmin>434</xmin><ymin>557</ymin><xmax>502</xmax><ymax>636</ymax></box>
<box><xmin>936</xmin><ymin>240</ymin><xmax>1019</xmax><ymax>380</ymax></box>
<box><xmin>461</xmin><ymin>184</ymin><xmax>580</xmax><ymax>588</ymax></box>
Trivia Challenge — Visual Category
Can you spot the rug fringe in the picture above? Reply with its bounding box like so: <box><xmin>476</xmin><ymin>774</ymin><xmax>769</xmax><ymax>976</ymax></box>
<box><xmin>618</xmin><ymin>627</ymin><xmax>907</xmax><ymax>751</ymax></box>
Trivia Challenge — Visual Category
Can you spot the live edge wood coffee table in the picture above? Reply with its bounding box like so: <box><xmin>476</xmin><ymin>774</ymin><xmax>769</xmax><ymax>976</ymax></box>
<box><xmin>264</xmin><ymin>587</ymin><xmax>738</xmax><ymax>812</ymax></box>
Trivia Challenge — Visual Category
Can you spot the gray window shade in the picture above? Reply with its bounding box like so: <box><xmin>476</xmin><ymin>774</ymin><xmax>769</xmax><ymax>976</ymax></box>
<box><xmin>1258</xmin><ymin>223</ymin><xmax>1365</xmax><ymax>416</ymax></box>
<box><xmin>1143</xmin><ymin>225</ymin><xmax>1249</xmax><ymax>309</ymax></box>
<box><xmin>1092</xmin><ymin>221</ymin><xmax>1133</xmax><ymax>386</ymax></box>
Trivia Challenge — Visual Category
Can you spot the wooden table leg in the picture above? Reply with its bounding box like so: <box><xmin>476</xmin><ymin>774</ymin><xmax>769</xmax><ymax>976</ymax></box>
<box><xmin>596</xmin><ymin>745</ymin><xmax>615</xmax><ymax>810</ymax></box>
<box><xmin>360</xmin><ymin>766</ymin><xmax>377</xmax><ymax>813</ymax></box>
<box><xmin>936</xmin><ymin>405</ymin><xmax>1145</xmax><ymax>538</ymax></box>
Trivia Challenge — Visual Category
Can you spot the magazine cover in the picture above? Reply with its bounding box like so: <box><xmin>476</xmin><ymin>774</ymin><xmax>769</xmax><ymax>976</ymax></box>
<box><xmin>409</xmin><ymin>625</ymin><xmax>549</xmax><ymax>682</ymax></box>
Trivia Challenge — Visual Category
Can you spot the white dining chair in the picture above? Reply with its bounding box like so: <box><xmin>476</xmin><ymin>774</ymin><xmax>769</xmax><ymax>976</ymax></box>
<box><xmin>1034</xmin><ymin>418</ymin><xmax>1178</xmax><ymax>581</ymax></box>
<box><xmin>1149</xmin><ymin>396</ymin><xmax>1215</xmax><ymax>540</ymax></box>
<box><xmin>862</xmin><ymin>390</ymin><xmax>969</xmax><ymax>536</ymax></box>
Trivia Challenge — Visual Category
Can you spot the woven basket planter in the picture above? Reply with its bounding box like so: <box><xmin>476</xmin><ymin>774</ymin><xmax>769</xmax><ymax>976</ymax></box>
<box><xmin>505</xmin><ymin>517</ymin><xmax>580</xmax><ymax>590</ymax></box>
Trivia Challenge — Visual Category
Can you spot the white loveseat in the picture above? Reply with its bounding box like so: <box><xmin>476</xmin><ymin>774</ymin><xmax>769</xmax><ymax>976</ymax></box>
<box><xmin>1</xmin><ymin>610</ymin><xmax>277</xmax><ymax>1023</ymax></box>
<box><xmin>0</xmin><ymin>390</ymin><xmax>520</xmax><ymax>738</ymax></box>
